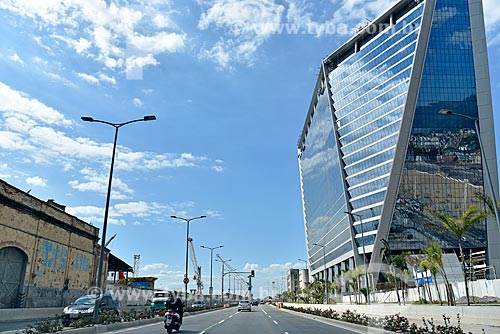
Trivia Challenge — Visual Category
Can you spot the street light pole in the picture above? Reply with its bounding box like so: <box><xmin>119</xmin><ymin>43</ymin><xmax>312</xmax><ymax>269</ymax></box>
<box><xmin>345</xmin><ymin>211</ymin><xmax>370</xmax><ymax>304</ymax></box>
<box><xmin>171</xmin><ymin>215</ymin><xmax>207</xmax><ymax>303</ymax></box>
<box><xmin>313</xmin><ymin>243</ymin><xmax>328</xmax><ymax>304</ymax></box>
<box><xmin>201</xmin><ymin>245</ymin><xmax>223</xmax><ymax>306</ymax></box>
<box><xmin>439</xmin><ymin>109</ymin><xmax>500</xmax><ymax>228</ymax></box>
<box><xmin>81</xmin><ymin>115</ymin><xmax>156</xmax><ymax>320</ymax></box>
<box><xmin>215</xmin><ymin>256</ymin><xmax>231</xmax><ymax>306</ymax></box>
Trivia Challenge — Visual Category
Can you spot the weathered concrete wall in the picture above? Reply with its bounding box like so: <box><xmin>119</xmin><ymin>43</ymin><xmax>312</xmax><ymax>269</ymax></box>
<box><xmin>0</xmin><ymin>179</ymin><xmax>101</xmax><ymax>308</ymax></box>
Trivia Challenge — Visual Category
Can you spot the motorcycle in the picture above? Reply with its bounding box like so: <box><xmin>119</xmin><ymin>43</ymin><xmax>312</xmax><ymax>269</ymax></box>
<box><xmin>164</xmin><ymin>308</ymin><xmax>181</xmax><ymax>333</ymax></box>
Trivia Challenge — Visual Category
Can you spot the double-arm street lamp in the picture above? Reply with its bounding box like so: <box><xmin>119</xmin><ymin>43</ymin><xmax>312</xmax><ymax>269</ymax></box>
<box><xmin>215</xmin><ymin>256</ymin><xmax>231</xmax><ymax>305</ymax></box>
<box><xmin>171</xmin><ymin>215</ymin><xmax>206</xmax><ymax>303</ymax></box>
<box><xmin>313</xmin><ymin>243</ymin><xmax>328</xmax><ymax>304</ymax></box>
<box><xmin>200</xmin><ymin>245</ymin><xmax>224</xmax><ymax>306</ymax></box>
<box><xmin>298</xmin><ymin>258</ymin><xmax>308</xmax><ymax>270</ymax></box>
<box><xmin>81</xmin><ymin>115</ymin><xmax>156</xmax><ymax>320</ymax></box>
<box><xmin>438</xmin><ymin>109</ymin><xmax>500</xmax><ymax>228</ymax></box>
<box><xmin>345</xmin><ymin>211</ymin><xmax>371</xmax><ymax>304</ymax></box>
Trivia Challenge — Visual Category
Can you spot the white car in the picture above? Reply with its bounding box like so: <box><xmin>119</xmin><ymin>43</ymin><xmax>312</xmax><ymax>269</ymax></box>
<box><xmin>238</xmin><ymin>300</ymin><xmax>251</xmax><ymax>312</ymax></box>
<box><xmin>191</xmin><ymin>300</ymin><xmax>206</xmax><ymax>308</ymax></box>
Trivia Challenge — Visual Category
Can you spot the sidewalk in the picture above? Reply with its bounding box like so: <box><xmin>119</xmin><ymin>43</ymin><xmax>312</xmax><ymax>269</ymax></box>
<box><xmin>283</xmin><ymin>303</ymin><xmax>500</xmax><ymax>334</ymax></box>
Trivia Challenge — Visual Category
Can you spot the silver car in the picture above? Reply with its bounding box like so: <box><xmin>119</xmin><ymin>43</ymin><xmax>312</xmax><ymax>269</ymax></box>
<box><xmin>238</xmin><ymin>300</ymin><xmax>251</xmax><ymax>312</ymax></box>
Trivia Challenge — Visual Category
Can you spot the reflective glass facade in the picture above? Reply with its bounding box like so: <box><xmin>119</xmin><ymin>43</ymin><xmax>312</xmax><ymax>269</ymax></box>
<box><xmin>389</xmin><ymin>0</ymin><xmax>486</xmax><ymax>251</ymax></box>
<box><xmin>298</xmin><ymin>0</ymin><xmax>497</xmax><ymax>278</ymax></box>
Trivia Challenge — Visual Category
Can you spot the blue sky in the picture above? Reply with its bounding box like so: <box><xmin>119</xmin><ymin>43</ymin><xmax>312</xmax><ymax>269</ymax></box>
<box><xmin>1</xmin><ymin>0</ymin><xmax>499</xmax><ymax>298</ymax></box>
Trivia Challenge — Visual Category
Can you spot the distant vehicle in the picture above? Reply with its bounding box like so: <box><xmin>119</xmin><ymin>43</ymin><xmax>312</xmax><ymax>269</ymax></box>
<box><xmin>191</xmin><ymin>300</ymin><xmax>206</xmax><ymax>308</ymax></box>
<box><xmin>62</xmin><ymin>294</ymin><xmax>120</xmax><ymax>326</ymax></box>
<box><xmin>238</xmin><ymin>300</ymin><xmax>252</xmax><ymax>312</ymax></box>
<box><xmin>150</xmin><ymin>291</ymin><xmax>170</xmax><ymax>309</ymax></box>
<box><xmin>251</xmin><ymin>300</ymin><xmax>258</xmax><ymax>306</ymax></box>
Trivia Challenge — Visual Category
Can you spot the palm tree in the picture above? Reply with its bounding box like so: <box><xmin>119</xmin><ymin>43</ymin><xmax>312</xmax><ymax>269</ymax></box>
<box><xmin>405</xmin><ymin>254</ymin><xmax>425</xmax><ymax>304</ymax></box>
<box><xmin>342</xmin><ymin>269</ymin><xmax>354</xmax><ymax>304</ymax></box>
<box><xmin>474</xmin><ymin>191</ymin><xmax>499</xmax><ymax>221</ymax></box>
<box><xmin>419</xmin><ymin>259</ymin><xmax>434</xmax><ymax>303</ymax></box>
<box><xmin>380</xmin><ymin>239</ymin><xmax>407</xmax><ymax>305</ymax></box>
<box><xmin>311</xmin><ymin>279</ymin><xmax>325</xmax><ymax>304</ymax></box>
<box><xmin>329</xmin><ymin>278</ymin><xmax>341</xmax><ymax>303</ymax></box>
<box><xmin>427</xmin><ymin>205</ymin><xmax>486</xmax><ymax>306</ymax></box>
<box><xmin>423</xmin><ymin>240</ymin><xmax>453</xmax><ymax>305</ymax></box>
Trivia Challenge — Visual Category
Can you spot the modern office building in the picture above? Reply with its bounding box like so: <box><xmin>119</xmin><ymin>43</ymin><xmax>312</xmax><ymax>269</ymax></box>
<box><xmin>287</xmin><ymin>268</ymin><xmax>309</xmax><ymax>294</ymax></box>
<box><xmin>297</xmin><ymin>0</ymin><xmax>499</xmax><ymax>283</ymax></box>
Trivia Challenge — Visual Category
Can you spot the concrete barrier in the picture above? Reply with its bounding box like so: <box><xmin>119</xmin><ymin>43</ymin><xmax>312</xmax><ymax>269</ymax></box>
<box><xmin>0</xmin><ymin>307</ymin><xmax>63</xmax><ymax>321</ymax></box>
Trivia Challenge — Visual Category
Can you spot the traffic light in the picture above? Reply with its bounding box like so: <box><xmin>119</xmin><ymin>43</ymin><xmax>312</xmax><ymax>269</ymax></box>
<box><xmin>251</xmin><ymin>270</ymin><xmax>255</xmax><ymax>277</ymax></box>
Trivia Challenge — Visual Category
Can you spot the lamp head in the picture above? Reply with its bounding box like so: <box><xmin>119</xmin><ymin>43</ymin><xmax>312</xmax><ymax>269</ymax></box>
<box><xmin>200</xmin><ymin>215</ymin><xmax>207</xmax><ymax>218</ymax></box>
<box><xmin>439</xmin><ymin>109</ymin><xmax>453</xmax><ymax>115</ymax></box>
<box><xmin>81</xmin><ymin>116</ymin><xmax>94</xmax><ymax>122</ymax></box>
<box><xmin>143</xmin><ymin>115</ymin><xmax>156</xmax><ymax>121</ymax></box>
<box><xmin>170</xmin><ymin>215</ymin><xmax>177</xmax><ymax>219</ymax></box>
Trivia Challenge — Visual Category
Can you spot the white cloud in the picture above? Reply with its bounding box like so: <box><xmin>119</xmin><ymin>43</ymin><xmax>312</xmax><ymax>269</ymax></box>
<box><xmin>244</xmin><ymin>263</ymin><xmax>259</xmax><ymax>270</ymax></box>
<box><xmin>133</xmin><ymin>97</ymin><xmax>143</xmax><ymax>107</ymax></box>
<box><xmin>153</xmin><ymin>14</ymin><xmax>176</xmax><ymax>29</ymax></box>
<box><xmin>0</xmin><ymin>83</ymin><xmax>223</xmax><ymax>201</ymax></box>
<box><xmin>483</xmin><ymin>0</ymin><xmax>500</xmax><ymax>44</ymax></box>
<box><xmin>113</xmin><ymin>201</ymin><xmax>150</xmax><ymax>217</ymax></box>
<box><xmin>212</xmin><ymin>165</ymin><xmax>224</xmax><ymax>172</ymax></box>
<box><xmin>0</xmin><ymin>82</ymin><xmax>72</xmax><ymax>126</ymax></box>
<box><xmin>78</xmin><ymin>72</ymin><xmax>100</xmax><ymax>85</ymax></box>
<box><xmin>198</xmin><ymin>0</ymin><xmax>285</xmax><ymax>67</ymax></box>
<box><xmin>77</xmin><ymin>72</ymin><xmax>116</xmax><ymax>85</ymax></box>
<box><xmin>32</xmin><ymin>56</ymin><xmax>48</xmax><ymax>65</ymax></box>
<box><xmin>1</xmin><ymin>0</ymin><xmax>185</xmax><ymax>74</ymax></box>
<box><xmin>142</xmin><ymin>263</ymin><xmax>169</xmax><ymax>271</ymax></box>
<box><xmin>9</xmin><ymin>51</ymin><xmax>24</xmax><ymax>65</ymax></box>
<box><xmin>128</xmin><ymin>32</ymin><xmax>185</xmax><ymax>54</ymax></box>
<box><xmin>69</xmin><ymin>169</ymin><xmax>134</xmax><ymax>200</ymax></box>
<box><xmin>98</xmin><ymin>73</ymin><xmax>116</xmax><ymax>85</ymax></box>
<box><xmin>25</xmin><ymin>176</ymin><xmax>47</xmax><ymax>187</ymax></box>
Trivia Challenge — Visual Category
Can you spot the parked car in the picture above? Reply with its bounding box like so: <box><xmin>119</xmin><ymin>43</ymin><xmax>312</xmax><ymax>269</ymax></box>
<box><xmin>191</xmin><ymin>300</ymin><xmax>206</xmax><ymax>308</ymax></box>
<box><xmin>62</xmin><ymin>294</ymin><xmax>120</xmax><ymax>326</ymax></box>
<box><xmin>238</xmin><ymin>299</ymin><xmax>251</xmax><ymax>312</ymax></box>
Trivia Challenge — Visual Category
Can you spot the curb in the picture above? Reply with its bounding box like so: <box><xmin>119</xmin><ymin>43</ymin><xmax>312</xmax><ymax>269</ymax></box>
<box><xmin>54</xmin><ymin>317</ymin><xmax>163</xmax><ymax>334</ymax></box>
<box><xmin>277</xmin><ymin>307</ymin><xmax>395</xmax><ymax>334</ymax></box>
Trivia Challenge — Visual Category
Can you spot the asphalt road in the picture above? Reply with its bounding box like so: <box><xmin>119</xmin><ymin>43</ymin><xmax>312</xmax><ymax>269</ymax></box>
<box><xmin>106</xmin><ymin>304</ymin><xmax>361</xmax><ymax>334</ymax></box>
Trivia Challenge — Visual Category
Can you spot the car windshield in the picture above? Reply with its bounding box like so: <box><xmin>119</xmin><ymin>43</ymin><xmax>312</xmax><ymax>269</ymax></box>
<box><xmin>73</xmin><ymin>296</ymin><xmax>96</xmax><ymax>305</ymax></box>
<box><xmin>154</xmin><ymin>293</ymin><xmax>166</xmax><ymax>298</ymax></box>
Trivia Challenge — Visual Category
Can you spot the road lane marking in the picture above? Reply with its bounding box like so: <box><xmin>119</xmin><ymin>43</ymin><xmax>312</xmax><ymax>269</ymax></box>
<box><xmin>285</xmin><ymin>332</ymin><xmax>289</xmax><ymax>334</ymax></box>
<box><xmin>268</xmin><ymin>315</ymin><xmax>272</xmax><ymax>318</ymax></box>
<box><xmin>273</xmin><ymin>320</ymin><xmax>278</xmax><ymax>325</ymax></box>
<box><xmin>196</xmin><ymin>311</ymin><xmax>238</xmax><ymax>334</ymax></box>
<box><xmin>262</xmin><ymin>309</ymin><xmax>268</xmax><ymax>315</ymax></box>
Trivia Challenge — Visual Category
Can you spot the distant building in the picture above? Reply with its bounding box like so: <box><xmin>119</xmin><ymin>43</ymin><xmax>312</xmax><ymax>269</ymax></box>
<box><xmin>298</xmin><ymin>0</ymin><xmax>499</xmax><ymax>284</ymax></box>
<box><xmin>286</xmin><ymin>269</ymin><xmax>300</xmax><ymax>294</ymax></box>
<box><xmin>0</xmin><ymin>179</ymin><xmax>103</xmax><ymax>308</ymax></box>
<box><xmin>298</xmin><ymin>269</ymin><xmax>309</xmax><ymax>290</ymax></box>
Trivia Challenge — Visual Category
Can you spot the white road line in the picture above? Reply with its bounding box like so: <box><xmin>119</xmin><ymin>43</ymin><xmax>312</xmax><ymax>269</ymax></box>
<box><xmin>285</xmin><ymin>332</ymin><xmax>289</xmax><ymax>334</ymax></box>
<box><xmin>268</xmin><ymin>315</ymin><xmax>272</xmax><ymax>318</ymax></box>
<box><xmin>273</xmin><ymin>320</ymin><xmax>278</xmax><ymax>325</ymax></box>
<box><xmin>262</xmin><ymin>309</ymin><xmax>268</xmax><ymax>315</ymax></box>
<box><xmin>218</xmin><ymin>320</ymin><xmax>225</xmax><ymax>324</ymax></box>
<box><xmin>199</xmin><ymin>331</ymin><xmax>206</xmax><ymax>334</ymax></box>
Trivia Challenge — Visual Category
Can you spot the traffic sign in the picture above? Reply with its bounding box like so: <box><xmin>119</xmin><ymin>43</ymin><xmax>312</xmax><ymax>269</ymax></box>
<box><xmin>183</xmin><ymin>277</ymin><xmax>189</xmax><ymax>284</ymax></box>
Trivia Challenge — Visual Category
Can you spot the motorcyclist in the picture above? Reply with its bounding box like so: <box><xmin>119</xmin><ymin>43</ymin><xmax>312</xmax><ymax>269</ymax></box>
<box><xmin>165</xmin><ymin>292</ymin><xmax>184</xmax><ymax>324</ymax></box>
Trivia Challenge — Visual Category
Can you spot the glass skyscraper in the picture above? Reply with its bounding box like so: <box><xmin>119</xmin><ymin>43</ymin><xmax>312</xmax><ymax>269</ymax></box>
<box><xmin>298</xmin><ymin>0</ymin><xmax>499</xmax><ymax>282</ymax></box>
